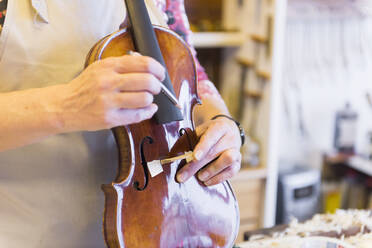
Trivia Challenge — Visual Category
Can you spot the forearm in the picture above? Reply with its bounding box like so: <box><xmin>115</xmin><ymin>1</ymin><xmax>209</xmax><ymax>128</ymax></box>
<box><xmin>194</xmin><ymin>94</ymin><xmax>230</xmax><ymax>126</ymax></box>
<box><xmin>0</xmin><ymin>55</ymin><xmax>165</xmax><ymax>152</ymax></box>
<box><xmin>194</xmin><ymin>79</ymin><xmax>230</xmax><ymax>126</ymax></box>
<box><xmin>0</xmin><ymin>84</ymin><xmax>66</xmax><ymax>151</ymax></box>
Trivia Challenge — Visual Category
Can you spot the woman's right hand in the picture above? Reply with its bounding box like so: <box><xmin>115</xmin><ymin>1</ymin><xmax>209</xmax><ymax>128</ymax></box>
<box><xmin>59</xmin><ymin>55</ymin><xmax>165</xmax><ymax>132</ymax></box>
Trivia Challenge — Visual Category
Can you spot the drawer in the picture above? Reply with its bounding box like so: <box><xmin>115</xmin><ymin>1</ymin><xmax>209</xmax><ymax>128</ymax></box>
<box><xmin>235</xmin><ymin>221</ymin><xmax>258</xmax><ymax>243</ymax></box>
<box><xmin>230</xmin><ymin>179</ymin><xmax>264</xmax><ymax>220</ymax></box>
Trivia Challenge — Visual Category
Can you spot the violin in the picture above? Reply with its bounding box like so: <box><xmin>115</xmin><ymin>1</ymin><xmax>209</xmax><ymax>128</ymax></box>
<box><xmin>85</xmin><ymin>0</ymin><xmax>239</xmax><ymax>247</ymax></box>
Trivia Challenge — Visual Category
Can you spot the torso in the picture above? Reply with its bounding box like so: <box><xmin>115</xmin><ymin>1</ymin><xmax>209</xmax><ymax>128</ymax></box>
<box><xmin>0</xmin><ymin>1</ymin><xmax>126</xmax><ymax>247</ymax></box>
<box><xmin>0</xmin><ymin>1</ymin><xmax>214</xmax><ymax>247</ymax></box>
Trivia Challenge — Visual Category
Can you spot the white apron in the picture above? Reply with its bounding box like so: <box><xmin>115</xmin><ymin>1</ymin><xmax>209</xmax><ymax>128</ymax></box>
<box><xmin>0</xmin><ymin>0</ymin><xmax>166</xmax><ymax>247</ymax></box>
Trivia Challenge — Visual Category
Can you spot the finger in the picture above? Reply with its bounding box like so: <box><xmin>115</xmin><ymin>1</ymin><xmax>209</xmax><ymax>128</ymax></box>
<box><xmin>113</xmin><ymin>92</ymin><xmax>154</xmax><ymax>109</ymax></box>
<box><xmin>177</xmin><ymin>139</ymin><xmax>241</xmax><ymax>183</ymax></box>
<box><xmin>177</xmin><ymin>159</ymin><xmax>206</xmax><ymax>183</ymax></box>
<box><xmin>106</xmin><ymin>56</ymin><xmax>166</xmax><ymax>81</ymax></box>
<box><xmin>204</xmin><ymin>162</ymin><xmax>241</xmax><ymax>186</ymax></box>
<box><xmin>115</xmin><ymin>103</ymin><xmax>158</xmax><ymax>125</ymax></box>
<box><xmin>115</xmin><ymin>73</ymin><xmax>162</xmax><ymax>95</ymax></box>
<box><xmin>193</xmin><ymin>123</ymin><xmax>227</xmax><ymax>161</ymax></box>
<box><xmin>197</xmin><ymin>149</ymin><xmax>242</xmax><ymax>182</ymax></box>
<box><xmin>203</xmin><ymin>133</ymin><xmax>239</xmax><ymax>159</ymax></box>
<box><xmin>195</xmin><ymin>120</ymin><xmax>212</xmax><ymax>137</ymax></box>
<box><xmin>176</xmin><ymin>139</ymin><xmax>226</xmax><ymax>183</ymax></box>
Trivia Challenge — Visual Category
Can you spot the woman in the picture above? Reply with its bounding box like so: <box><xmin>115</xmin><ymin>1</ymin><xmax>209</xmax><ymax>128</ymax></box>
<box><xmin>0</xmin><ymin>0</ymin><xmax>242</xmax><ymax>247</ymax></box>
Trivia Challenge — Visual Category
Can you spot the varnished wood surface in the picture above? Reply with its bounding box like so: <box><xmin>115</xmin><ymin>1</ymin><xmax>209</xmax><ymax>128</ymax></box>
<box><xmin>86</xmin><ymin>27</ymin><xmax>240</xmax><ymax>248</ymax></box>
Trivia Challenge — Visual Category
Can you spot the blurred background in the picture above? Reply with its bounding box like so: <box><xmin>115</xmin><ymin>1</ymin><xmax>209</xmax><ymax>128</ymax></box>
<box><xmin>185</xmin><ymin>0</ymin><xmax>372</xmax><ymax>243</ymax></box>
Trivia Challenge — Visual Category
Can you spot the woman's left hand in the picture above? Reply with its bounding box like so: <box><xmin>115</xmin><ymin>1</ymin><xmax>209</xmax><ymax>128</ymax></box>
<box><xmin>176</xmin><ymin>117</ymin><xmax>242</xmax><ymax>186</ymax></box>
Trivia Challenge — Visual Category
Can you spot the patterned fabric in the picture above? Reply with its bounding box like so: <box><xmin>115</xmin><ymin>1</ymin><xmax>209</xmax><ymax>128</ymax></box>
<box><xmin>0</xmin><ymin>0</ymin><xmax>221</xmax><ymax>99</ymax></box>
<box><xmin>0</xmin><ymin>0</ymin><xmax>7</xmax><ymax>34</ymax></box>
<box><xmin>163</xmin><ymin>0</ymin><xmax>221</xmax><ymax>100</ymax></box>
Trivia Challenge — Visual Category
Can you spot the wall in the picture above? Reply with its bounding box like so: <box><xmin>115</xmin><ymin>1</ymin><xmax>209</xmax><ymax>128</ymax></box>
<box><xmin>279</xmin><ymin>0</ymin><xmax>372</xmax><ymax>170</ymax></box>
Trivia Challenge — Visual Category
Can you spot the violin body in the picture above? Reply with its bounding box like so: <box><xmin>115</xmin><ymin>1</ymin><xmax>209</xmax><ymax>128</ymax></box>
<box><xmin>86</xmin><ymin>25</ymin><xmax>239</xmax><ymax>248</ymax></box>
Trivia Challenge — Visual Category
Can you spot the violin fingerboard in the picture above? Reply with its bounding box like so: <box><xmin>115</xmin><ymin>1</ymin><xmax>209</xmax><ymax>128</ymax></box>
<box><xmin>125</xmin><ymin>0</ymin><xmax>183</xmax><ymax>124</ymax></box>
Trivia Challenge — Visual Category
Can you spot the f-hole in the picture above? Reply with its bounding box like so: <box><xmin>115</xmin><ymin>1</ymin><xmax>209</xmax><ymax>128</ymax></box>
<box><xmin>133</xmin><ymin>136</ymin><xmax>153</xmax><ymax>191</ymax></box>
<box><xmin>179</xmin><ymin>128</ymin><xmax>193</xmax><ymax>151</ymax></box>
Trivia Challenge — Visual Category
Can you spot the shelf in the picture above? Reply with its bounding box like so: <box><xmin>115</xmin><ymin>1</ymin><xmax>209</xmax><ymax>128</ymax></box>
<box><xmin>325</xmin><ymin>153</ymin><xmax>372</xmax><ymax>177</ymax></box>
<box><xmin>192</xmin><ymin>32</ymin><xmax>245</xmax><ymax>48</ymax></box>
<box><xmin>236</xmin><ymin>57</ymin><xmax>255</xmax><ymax>67</ymax></box>
<box><xmin>348</xmin><ymin>156</ymin><xmax>372</xmax><ymax>177</ymax></box>
<box><xmin>251</xmin><ymin>33</ymin><xmax>268</xmax><ymax>43</ymax></box>
<box><xmin>244</xmin><ymin>90</ymin><xmax>263</xmax><ymax>99</ymax></box>
<box><xmin>256</xmin><ymin>69</ymin><xmax>272</xmax><ymax>80</ymax></box>
<box><xmin>231</xmin><ymin>167</ymin><xmax>267</xmax><ymax>182</ymax></box>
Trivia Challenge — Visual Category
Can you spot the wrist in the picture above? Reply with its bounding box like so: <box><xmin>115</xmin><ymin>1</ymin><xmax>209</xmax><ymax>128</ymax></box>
<box><xmin>211</xmin><ymin>114</ymin><xmax>245</xmax><ymax>146</ymax></box>
<box><xmin>44</xmin><ymin>83</ymin><xmax>74</xmax><ymax>134</ymax></box>
<box><xmin>193</xmin><ymin>96</ymin><xmax>230</xmax><ymax>126</ymax></box>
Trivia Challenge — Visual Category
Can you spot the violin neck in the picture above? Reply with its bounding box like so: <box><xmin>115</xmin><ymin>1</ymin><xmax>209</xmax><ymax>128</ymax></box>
<box><xmin>125</xmin><ymin>0</ymin><xmax>183</xmax><ymax>124</ymax></box>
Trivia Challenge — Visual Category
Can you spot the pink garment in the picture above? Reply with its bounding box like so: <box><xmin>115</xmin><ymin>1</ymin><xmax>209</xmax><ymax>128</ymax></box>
<box><xmin>162</xmin><ymin>0</ymin><xmax>221</xmax><ymax>100</ymax></box>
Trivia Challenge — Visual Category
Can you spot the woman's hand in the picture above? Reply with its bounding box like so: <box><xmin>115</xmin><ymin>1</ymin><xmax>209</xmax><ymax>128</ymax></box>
<box><xmin>0</xmin><ymin>55</ymin><xmax>166</xmax><ymax>152</ymax></box>
<box><xmin>176</xmin><ymin>117</ymin><xmax>242</xmax><ymax>186</ymax></box>
<box><xmin>59</xmin><ymin>55</ymin><xmax>165</xmax><ymax>132</ymax></box>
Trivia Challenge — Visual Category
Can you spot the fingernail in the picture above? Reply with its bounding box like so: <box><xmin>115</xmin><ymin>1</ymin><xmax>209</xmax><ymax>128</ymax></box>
<box><xmin>199</xmin><ymin>171</ymin><xmax>209</xmax><ymax>181</ymax></box>
<box><xmin>194</xmin><ymin>151</ymin><xmax>203</xmax><ymax>161</ymax></box>
<box><xmin>205</xmin><ymin>180</ymin><xmax>212</xmax><ymax>186</ymax></box>
<box><xmin>177</xmin><ymin>172</ymin><xmax>188</xmax><ymax>183</ymax></box>
<box><xmin>126</xmin><ymin>51</ymin><xmax>141</xmax><ymax>56</ymax></box>
<box><xmin>152</xmin><ymin>104</ymin><xmax>158</xmax><ymax>112</ymax></box>
<box><xmin>161</xmin><ymin>69</ymin><xmax>166</xmax><ymax>81</ymax></box>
